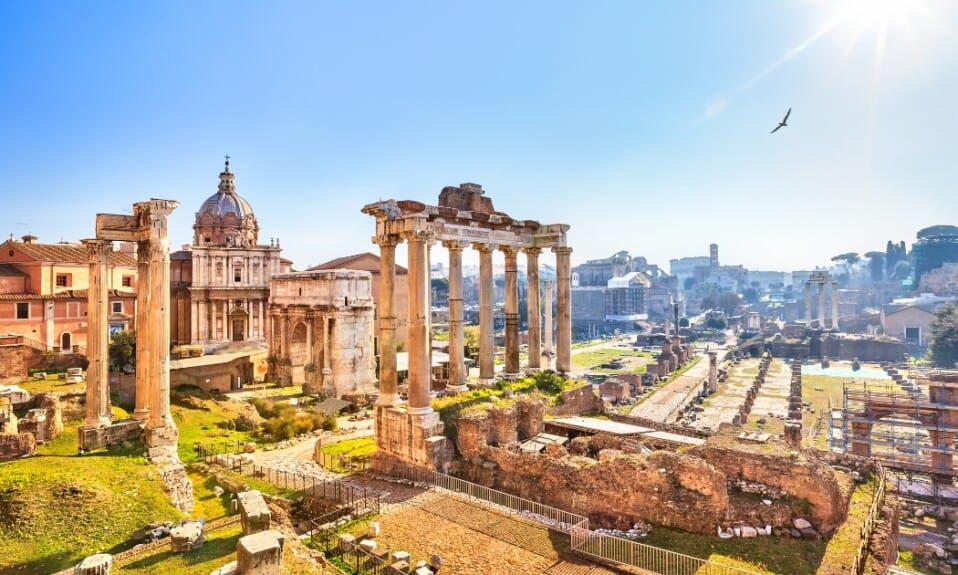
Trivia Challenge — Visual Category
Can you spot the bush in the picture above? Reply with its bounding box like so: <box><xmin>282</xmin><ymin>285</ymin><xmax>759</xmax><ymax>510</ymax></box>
<box><xmin>533</xmin><ymin>370</ymin><xmax>565</xmax><ymax>395</ymax></box>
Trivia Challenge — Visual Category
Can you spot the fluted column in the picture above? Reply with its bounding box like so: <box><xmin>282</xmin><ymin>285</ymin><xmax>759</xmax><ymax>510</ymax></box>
<box><xmin>804</xmin><ymin>282</ymin><xmax>812</xmax><ymax>323</ymax></box>
<box><xmin>444</xmin><ymin>241</ymin><xmax>467</xmax><ymax>391</ymax></box>
<box><xmin>476</xmin><ymin>244</ymin><xmax>495</xmax><ymax>385</ymax></box>
<box><xmin>502</xmin><ymin>247</ymin><xmax>520</xmax><ymax>377</ymax></box>
<box><xmin>375</xmin><ymin>235</ymin><xmax>400</xmax><ymax>406</ymax></box>
<box><xmin>82</xmin><ymin>239</ymin><xmax>112</xmax><ymax>428</ymax></box>
<box><xmin>525</xmin><ymin>248</ymin><xmax>541</xmax><ymax>370</ymax></box>
<box><xmin>405</xmin><ymin>231</ymin><xmax>432</xmax><ymax>414</ymax></box>
<box><xmin>133</xmin><ymin>240</ymin><xmax>152</xmax><ymax>421</ymax></box>
<box><xmin>554</xmin><ymin>246</ymin><xmax>573</xmax><ymax>373</ymax></box>
<box><xmin>817</xmin><ymin>283</ymin><xmax>826</xmax><ymax>328</ymax></box>
<box><xmin>543</xmin><ymin>279</ymin><xmax>554</xmax><ymax>362</ymax></box>
<box><xmin>146</xmin><ymin>200</ymin><xmax>179</xmax><ymax>434</ymax></box>
<box><xmin>831</xmin><ymin>282</ymin><xmax>839</xmax><ymax>331</ymax></box>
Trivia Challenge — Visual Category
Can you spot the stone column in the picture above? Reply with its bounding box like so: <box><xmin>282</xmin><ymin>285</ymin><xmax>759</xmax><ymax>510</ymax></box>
<box><xmin>476</xmin><ymin>244</ymin><xmax>495</xmax><ymax>385</ymax></box>
<box><xmin>375</xmin><ymin>236</ymin><xmax>400</xmax><ymax>406</ymax></box>
<box><xmin>322</xmin><ymin>315</ymin><xmax>333</xmax><ymax>396</ymax></box>
<box><xmin>82</xmin><ymin>239</ymin><xmax>112</xmax><ymax>428</ymax></box>
<box><xmin>554</xmin><ymin>246</ymin><xmax>573</xmax><ymax>374</ymax></box>
<box><xmin>502</xmin><ymin>247</ymin><xmax>520</xmax><ymax>377</ymax></box>
<box><xmin>830</xmin><ymin>282</ymin><xmax>839</xmax><ymax>331</ymax></box>
<box><xmin>145</xmin><ymin>200</ymin><xmax>179</xmax><ymax>444</ymax></box>
<box><xmin>405</xmin><ymin>231</ymin><xmax>432</xmax><ymax>414</ymax></box>
<box><xmin>708</xmin><ymin>351</ymin><xmax>718</xmax><ymax>393</ymax></box>
<box><xmin>804</xmin><ymin>282</ymin><xmax>812</xmax><ymax>323</ymax></box>
<box><xmin>444</xmin><ymin>241</ymin><xmax>467</xmax><ymax>391</ymax></box>
<box><xmin>817</xmin><ymin>283</ymin><xmax>826</xmax><ymax>328</ymax></box>
<box><xmin>133</xmin><ymin>240</ymin><xmax>152</xmax><ymax>421</ymax></box>
<box><xmin>525</xmin><ymin>248</ymin><xmax>541</xmax><ymax>370</ymax></box>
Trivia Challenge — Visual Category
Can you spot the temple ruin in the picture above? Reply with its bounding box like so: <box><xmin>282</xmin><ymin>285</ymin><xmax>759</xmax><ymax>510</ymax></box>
<box><xmin>363</xmin><ymin>184</ymin><xmax>571</xmax><ymax>470</ymax></box>
<box><xmin>804</xmin><ymin>270</ymin><xmax>839</xmax><ymax>330</ymax></box>
<box><xmin>77</xmin><ymin>199</ymin><xmax>193</xmax><ymax>511</ymax></box>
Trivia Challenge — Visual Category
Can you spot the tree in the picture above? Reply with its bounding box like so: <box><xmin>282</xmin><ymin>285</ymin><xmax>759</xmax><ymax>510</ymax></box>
<box><xmin>463</xmin><ymin>325</ymin><xmax>480</xmax><ymax>359</ymax></box>
<box><xmin>109</xmin><ymin>329</ymin><xmax>136</xmax><ymax>372</ymax></box>
<box><xmin>864</xmin><ymin>251</ymin><xmax>886</xmax><ymax>282</ymax></box>
<box><xmin>831</xmin><ymin>252</ymin><xmax>860</xmax><ymax>280</ymax></box>
<box><xmin>930</xmin><ymin>304</ymin><xmax>958</xmax><ymax>368</ymax></box>
<box><xmin>701</xmin><ymin>292</ymin><xmax>741</xmax><ymax>315</ymax></box>
<box><xmin>678</xmin><ymin>317</ymin><xmax>690</xmax><ymax>328</ymax></box>
<box><xmin>683</xmin><ymin>277</ymin><xmax>697</xmax><ymax>291</ymax></box>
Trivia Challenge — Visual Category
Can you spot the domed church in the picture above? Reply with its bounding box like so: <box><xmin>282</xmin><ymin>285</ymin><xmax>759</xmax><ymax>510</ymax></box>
<box><xmin>170</xmin><ymin>159</ymin><xmax>289</xmax><ymax>347</ymax></box>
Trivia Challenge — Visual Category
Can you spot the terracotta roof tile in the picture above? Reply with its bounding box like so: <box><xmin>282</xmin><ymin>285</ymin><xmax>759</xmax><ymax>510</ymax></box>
<box><xmin>0</xmin><ymin>289</ymin><xmax>136</xmax><ymax>301</ymax></box>
<box><xmin>1</xmin><ymin>240</ymin><xmax>137</xmax><ymax>267</ymax></box>
<box><xmin>0</xmin><ymin>264</ymin><xmax>27</xmax><ymax>277</ymax></box>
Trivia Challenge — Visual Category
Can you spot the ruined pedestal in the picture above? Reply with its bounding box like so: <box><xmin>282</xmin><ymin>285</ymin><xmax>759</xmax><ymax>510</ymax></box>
<box><xmin>74</xmin><ymin>553</ymin><xmax>112</xmax><ymax>575</ymax></box>
<box><xmin>373</xmin><ymin>406</ymin><xmax>452</xmax><ymax>472</ymax></box>
<box><xmin>238</xmin><ymin>490</ymin><xmax>272</xmax><ymax>535</ymax></box>
<box><xmin>236</xmin><ymin>530</ymin><xmax>285</xmax><ymax>575</ymax></box>
<box><xmin>170</xmin><ymin>521</ymin><xmax>204</xmax><ymax>552</ymax></box>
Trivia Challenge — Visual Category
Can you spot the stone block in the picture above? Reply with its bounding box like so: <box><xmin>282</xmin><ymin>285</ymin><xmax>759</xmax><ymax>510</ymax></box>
<box><xmin>338</xmin><ymin>533</ymin><xmax>356</xmax><ymax>551</ymax></box>
<box><xmin>740</xmin><ymin>526</ymin><xmax>757</xmax><ymax>538</ymax></box>
<box><xmin>210</xmin><ymin>561</ymin><xmax>238</xmax><ymax>575</ymax></box>
<box><xmin>389</xmin><ymin>560</ymin><xmax>410</xmax><ymax>575</ymax></box>
<box><xmin>74</xmin><ymin>553</ymin><xmax>112</xmax><ymax>575</ymax></box>
<box><xmin>238</xmin><ymin>490</ymin><xmax>271</xmax><ymax>535</ymax></box>
<box><xmin>391</xmin><ymin>550</ymin><xmax>411</xmax><ymax>562</ymax></box>
<box><xmin>367</xmin><ymin>521</ymin><xmax>381</xmax><ymax>537</ymax></box>
<box><xmin>170</xmin><ymin>521</ymin><xmax>204</xmax><ymax>552</ymax></box>
<box><xmin>359</xmin><ymin>539</ymin><xmax>377</xmax><ymax>552</ymax></box>
<box><xmin>236</xmin><ymin>530</ymin><xmax>284</xmax><ymax>575</ymax></box>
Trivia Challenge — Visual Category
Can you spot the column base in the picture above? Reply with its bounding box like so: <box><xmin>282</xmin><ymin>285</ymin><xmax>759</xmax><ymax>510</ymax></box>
<box><xmin>406</xmin><ymin>405</ymin><xmax>434</xmax><ymax>416</ymax></box>
<box><xmin>145</xmin><ymin>424</ymin><xmax>180</xmax><ymax>449</ymax></box>
<box><xmin>373</xmin><ymin>406</ymin><xmax>452</xmax><ymax>472</ymax></box>
<box><xmin>501</xmin><ymin>372</ymin><xmax>521</xmax><ymax>381</ymax></box>
<box><xmin>477</xmin><ymin>378</ymin><xmax>496</xmax><ymax>388</ymax></box>
<box><xmin>77</xmin><ymin>419</ymin><xmax>143</xmax><ymax>453</ymax></box>
<box><xmin>132</xmin><ymin>409</ymin><xmax>150</xmax><ymax>422</ymax></box>
<box><xmin>376</xmin><ymin>392</ymin><xmax>401</xmax><ymax>407</ymax></box>
<box><xmin>444</xmin><ymin>385</ymin><xmax>469</xmax><ymax>395</ymax></box>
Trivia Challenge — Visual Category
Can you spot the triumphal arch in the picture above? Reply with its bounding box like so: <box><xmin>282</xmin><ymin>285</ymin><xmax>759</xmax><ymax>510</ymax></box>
<box><xmin>363</xmin><ymin>183</ymin><xmax>571</xmax><ymax>470</ymax></box>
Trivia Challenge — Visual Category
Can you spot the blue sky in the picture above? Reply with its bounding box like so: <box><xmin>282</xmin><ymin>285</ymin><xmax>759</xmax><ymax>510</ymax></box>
<box><xmin>1</xmin><ymin>1</ymin><xmax>956</xmax><ymax>272</ymax></box>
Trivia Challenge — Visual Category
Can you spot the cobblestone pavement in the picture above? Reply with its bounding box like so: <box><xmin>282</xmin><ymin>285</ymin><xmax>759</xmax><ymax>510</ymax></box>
<box><xmin>694</xmin><ymin>358</ymin><xmax>790</xmax><ymax>432</ymax></box>
<box><xmin>628</xmin><ymin>354</ymin><xmax>709</xmax><ymax>423</ymax></box>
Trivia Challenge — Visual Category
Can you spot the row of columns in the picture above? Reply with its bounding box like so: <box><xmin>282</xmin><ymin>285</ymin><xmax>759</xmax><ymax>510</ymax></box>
<box><xmin>375</xmin><ymin>235</ymin><xmax>572</xmax><ymax>414</ymax></box>
<box><xmin>803</xmin><ymin>280</ymin><xmax>839</xmax><ymax>330</ymax></box>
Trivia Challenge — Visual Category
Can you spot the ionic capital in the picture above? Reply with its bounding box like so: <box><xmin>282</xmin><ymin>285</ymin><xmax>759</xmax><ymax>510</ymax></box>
<box><xmin>373</xmin><ymin>234</ymin><xmax>401</xmax><ymax>249</ymax></box>
<box><xmin>442</xmin><ymin>240</ymin><xmax>469</xmax><ymax>252</ymax></box>
<box><xmin>500</xmin><ymin>246</ymin><xmax>520</xmax><ymax>258</ymax></box>
<box><xmin>81</xmin><ymin>239</ymin><xmax>111</xmax><ymax>260</ymax></box>
<box><xmin>400</xmin><ymin>229</ymin><xmax>432</xmax><ymax>244</ymax></box>
<box><xmin>522</xmin><ymin>247</ymin><xmax>542</xmax><ymax>258</ymax></box>
<box><xmin>472</xmin><ymin>243</ymin><xmax>496</xmax><ymax>253</ymax></box>
<box><xmin>552</xmin><ymin>246</ymin><xmax>573</xmax><ymax>256</ymax></box>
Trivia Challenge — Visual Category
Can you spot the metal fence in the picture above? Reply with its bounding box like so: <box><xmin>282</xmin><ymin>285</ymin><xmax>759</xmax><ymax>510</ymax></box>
<box><xmin>388</xmin><ymin>463</ymin><xmax>758</xmax><ymax>575</ymax></box>
<box><xmin>314</xmin><ymin>451</ymin><xmax>372</xmax><ymax>473</ymax></box>
<box><xmin>198</xmin><ymin>443</ymin><xmax>382</xmax><ymax>515</ymax></box>
<box><xmin>849</xmin><ymin>462</ymin><xmax>888</xmax><ymax>575</ymax></box>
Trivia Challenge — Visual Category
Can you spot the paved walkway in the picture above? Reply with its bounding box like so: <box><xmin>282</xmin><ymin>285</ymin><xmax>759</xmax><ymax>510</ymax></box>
<box><xmin>628</xmin><ymin>354</ymin><xmax>709</xmax><ymax>423</ymax></box>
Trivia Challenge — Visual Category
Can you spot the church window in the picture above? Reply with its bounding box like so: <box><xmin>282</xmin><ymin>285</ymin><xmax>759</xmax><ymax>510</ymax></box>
<box><xmin>234</xmin><ymin>267</ymin><xmax>242</xmax><ymax>283</ymax></box>
<box><xmin>56</xmin><ymin>274</ymin><xmax>71</xmax><ymax>287</ymax></box>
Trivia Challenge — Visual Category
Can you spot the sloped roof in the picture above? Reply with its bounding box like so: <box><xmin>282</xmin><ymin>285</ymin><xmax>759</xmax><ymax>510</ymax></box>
<box><xmin>0</xmin><ymin>264</ymin><xmax>27</xmax><ymax>277</ymax></box>
<box><xmin>171</xmin><ymin>250</ymin><xmax>193</xmax><ymax>261</ymax></box>
<box><xmin>0</xmin><ymin>240</ymin><xmax>136</xmax><ymax>267</ymax></box>
<box><xmin>310</xmin><ymin>252</ymin><xmax>407</xmax><ymax>274</ymax></box>
<box><xmin>313</xmin><ymin>397</ymin><xmax>352</xmax><ymax>416</ymax></box>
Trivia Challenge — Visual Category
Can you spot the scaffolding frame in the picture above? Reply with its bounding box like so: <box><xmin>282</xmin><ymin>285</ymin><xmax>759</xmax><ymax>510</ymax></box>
<box><xmin>833</xmin><ymin>373</ymin><xmax>958</xmax><ymax>479</ymax></box>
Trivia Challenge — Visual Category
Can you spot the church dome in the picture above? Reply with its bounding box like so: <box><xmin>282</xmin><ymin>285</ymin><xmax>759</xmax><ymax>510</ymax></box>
<box><xmin>193</xmin><ymin>159</ymin><xmax>260</xmax><ymax>247</ymax></box>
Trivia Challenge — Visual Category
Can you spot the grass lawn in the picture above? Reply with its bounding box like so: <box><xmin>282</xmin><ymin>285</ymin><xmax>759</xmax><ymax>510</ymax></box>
<box><xmin>16</xmin><ymin>375</ymin><xmax>85</xmax><ymax>395</ymax></box>
<box><xmin>571</xmin><ymin>347</ymin><xmax>652</xmax><ymax>371</ymax></box>
<box><xmin>642</xmin><ymin>526</ymin><xmax>825</xmax><ymax>574</ymax></box>
<box><xmin>0</xmin><ymin>421</ymin><xmax>183</xmax><ymax>575</ymax></box>
<box><xmin>318</xmin><ymin>436</ymin><xmax>376</xmax><ymax>458</ymax></box>
<box><xmin>816</xmin><ymin>477</ymin><xmax>878</xmax><ymax>575</ymax></box>
<box><xmin>171</xmin><ymin>394</ymin><xmax>254</xmax><ymax>463</ymax></box>
<box><xmin>114</xmin><ymin>523</ymin><xmax>242</xmax><ymax>575</ymax></box>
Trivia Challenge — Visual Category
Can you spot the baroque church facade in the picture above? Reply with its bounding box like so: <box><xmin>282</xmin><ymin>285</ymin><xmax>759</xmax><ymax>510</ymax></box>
<box><xmin>171</xmin><ymin>160</ymin><xmax>289</xmax><ymax>347</ymax></box>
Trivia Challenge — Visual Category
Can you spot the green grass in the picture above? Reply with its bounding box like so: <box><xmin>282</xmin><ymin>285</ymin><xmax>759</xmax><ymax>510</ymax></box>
<box><xmin>642</xmin><ymin>526</ymin><xmax>825</xmax><ymax>574</ymax></box>
<box><xmin>817</xmin><ymin>477</ymin><xmax>878</xmax><ymax>574</ymax></box>
<box><xmin>207</xmin><ymin>466</ymin><xmax>302</xmax><ymax>499</ymax></box>
<box><xmin>114</xmin><ymin>523</ymin><xmax>242</xmax><ymax>575</ymax></box>
<box><xmin>0</xmin><ymin>421</ymin><xmax>183</xmax><ymax>575</ymax></box>
<box><xmin>16</xmin><ymin>375</ymin><xmax>85</xmax><ymax>395</ymax></box>
<box><xmin>319</xmin><ymin>436</ymin><xmax>376</xmax><ymax>458</ymax></box>
<box><xmin>171</xmin><ymin>392</ymin><xmax>254</xmax><ymax>463</ymax></box>
<box><xmin>571</xmin><ymin>347</ymin><xmax>652</xmax><ymax>371</ymax></box>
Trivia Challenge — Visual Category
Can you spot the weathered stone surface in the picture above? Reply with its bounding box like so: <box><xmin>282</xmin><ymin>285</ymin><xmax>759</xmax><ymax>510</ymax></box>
<box><xmin>236</xmin><ymin>530</ymin><xmax>284</xmax><ymax>575</ymax></box>
<box><xmin>0</xmin><ymin>432</ymin><xmax>35</xmax><ymax>462</ymax></box>
<box><xmin>74</xmin><ymin>553</ymin><xmax>112</xmax><ymax>575</ymax></box>
<box><xmin>209</xmin><ymin>561</ymin><xmax>238</xmax><ymax>575</ymax></box>
<box><xmin>170</xmin><ymin>520</ymin><xmax>204</xmax><ymax>552</ymax></box>
<box><xmin>238</xmin><ymin>490</ymin><xmax>271</xmax><ymax>535</ymax></box>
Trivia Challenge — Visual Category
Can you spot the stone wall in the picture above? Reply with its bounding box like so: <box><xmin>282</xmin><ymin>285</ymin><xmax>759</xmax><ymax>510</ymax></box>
<box><xmin>0</xmin><ymin>432</ymin><xmax>36</xmax><ymax>461</ymax></box>
<box><xmin>548</xmin><ymin>384</ymin><xmax>603</xmax><ymax>416</ymax></box>
<box><xmin>461</xmin><ymin>446</ymin><xmax>728</xmax><ymax>534</ymax></box>
<box><xmin>691</xmin><ymin>442</ymin><xmax>848</xmax><ymax>535</ymax></box>
<box><xmin>0</xmin><ymin>345</ymin><xmax>43</xmax><ymax>379</ymax></box>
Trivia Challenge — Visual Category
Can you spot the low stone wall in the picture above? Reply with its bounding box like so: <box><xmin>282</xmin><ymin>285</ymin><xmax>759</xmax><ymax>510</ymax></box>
<box><xmin>0</xmin><ymin>432</ymin><xmax>36</xmax><ymax>461</ymax></box>
<box><xmin>548</xmin><ymin>384</ymin><xmax>603</xmax><ymax>416</ymax></box>
<box><xmin>461</xmin><ymin>446</ymin><xmax>728</xmax><ymax>534</ymax></box>
<box><xmin>0</xmin><ymin>345</ymin><xmax>43</xmax><ymax>379</ymax></box>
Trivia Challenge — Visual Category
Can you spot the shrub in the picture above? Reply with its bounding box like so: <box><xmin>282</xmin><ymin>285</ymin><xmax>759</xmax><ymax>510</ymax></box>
<box><xmin>533</xmin><ymin>370</ymin><xmax>565</xmax><ymax>395</ymax></box>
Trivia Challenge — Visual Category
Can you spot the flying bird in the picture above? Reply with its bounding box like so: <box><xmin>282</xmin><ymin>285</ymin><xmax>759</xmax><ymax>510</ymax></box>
<box><xmin>770</xmin><ymin>107</ymin><xmax>791</xmax><ymax>134</ymax></box>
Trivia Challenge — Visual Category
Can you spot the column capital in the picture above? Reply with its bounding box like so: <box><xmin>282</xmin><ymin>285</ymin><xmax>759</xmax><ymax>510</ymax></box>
<box><xmin>81</xmin><ymin>238</ymin><xmax>111</xmax><ymax>258</ymax></box>
<box><xmin>552</xmin><ymin>246</ymin><xmax>573</xmax><ymax>256</ymax></box>
<box><xmin>400</xmin><ymin>229</ymin><xmax>432</xmax><ymax>243</ymax></box>
<box><xmin>473</xmin><ymin>242</ymin><xmax>495</xmax><ymax>253</ymax></box>
<box><xmin>442</xmin><ymin>240</ymin><xmax>469</xmax><ymax>251</ymax></box>
<box><xmin>522</xmin><ymin>247</ymin><xmax>542</xmax><ymax>257</ymax></box>
<box><xmin>500</xmin><ymin>246</ymin><xmax>519</xmax><ymax>261</ymax></box>
<box><xmin>373</xmin><ymin>234</ymin><xmax>401</xmax><ymax>248</ymax></box>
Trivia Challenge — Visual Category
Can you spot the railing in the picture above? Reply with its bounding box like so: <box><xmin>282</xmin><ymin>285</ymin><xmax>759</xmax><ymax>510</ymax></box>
<box><xmin>849</xmin><ymin>461</ymin><xmax>888</xmax><ymax>575</ymax></box>
<box><xmin>387</xmin><ymin>463</ymin><xmax>758</xmax><ymax>575</ymax></box>
<box><xmin>198</xmin><ymin>443</ymin><xmax>382</xmax><ymax>515</ymax></box>
<box><xmin>315</xmin><ymin>451</ymin><xmax>372</xmax><ymax>473</ymax></box>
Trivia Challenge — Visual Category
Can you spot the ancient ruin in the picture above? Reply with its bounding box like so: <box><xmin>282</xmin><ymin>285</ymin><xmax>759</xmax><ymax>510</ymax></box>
<box><xmin>267</xmin><ymin>269</ymin><xmax>377</xmax><ymax>396</ymax></box>
<box><xmin>804</xmin><ymin>270</ymin><xmax>839</xmax><ymax>330</ymax></box>
<box><xmin>77</xmin><ymin>199</ymin><xmax>193</xmax><ymax>511</ymax></box>
<box><xmin>363</xmin><ymin>184</ymin><xmax>571</xmax><ymax>471</ymax></box>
